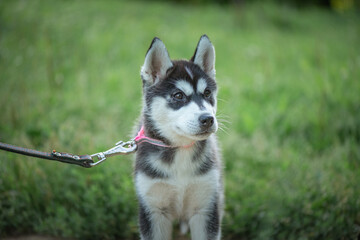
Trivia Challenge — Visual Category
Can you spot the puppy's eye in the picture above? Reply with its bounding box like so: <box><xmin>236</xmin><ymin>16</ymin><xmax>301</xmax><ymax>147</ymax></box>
<box><xmin>173</xmin><ymin>91</ymin><xmax>185</xmax><ymax>100</ymax></box>
<box><xmin>204</xmin><ymin>89</ymin><xmax>212</xmax><ymax>98</ymax></box>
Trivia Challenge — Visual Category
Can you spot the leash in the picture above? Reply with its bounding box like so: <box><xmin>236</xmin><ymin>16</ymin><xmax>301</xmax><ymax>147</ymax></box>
<box><xmin>0</xmin><ymin>141</ymin><xmax>94</xmax><ymax>168</ymax></box>
<box><xmin>0</xmin><ymin>139</ymin><xmax>137</xmax><ymax>168</ymax></box>
<box><xmin>0</xmin><ymin>126</ymin><xmax>195</xmax><ymax>168</ymax></box>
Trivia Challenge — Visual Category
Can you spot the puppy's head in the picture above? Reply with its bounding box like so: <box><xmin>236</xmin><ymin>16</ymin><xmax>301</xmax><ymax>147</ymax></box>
<box><xmin>140</xmin><ymin>35</ymin><xmax>218</xmax><ymax>145</ymax></box>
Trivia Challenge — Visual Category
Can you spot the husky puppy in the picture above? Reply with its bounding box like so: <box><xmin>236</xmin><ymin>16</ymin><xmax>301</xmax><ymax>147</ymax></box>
<box><xmin>135</xmin><ymin>35</ymin><xmax>223</xmax><ymax>240</ymax></box>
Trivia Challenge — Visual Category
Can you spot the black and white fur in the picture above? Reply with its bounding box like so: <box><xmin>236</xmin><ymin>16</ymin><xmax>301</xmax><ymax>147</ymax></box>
<box><xmin>135</xmin><ymin>35</ymin><xmax>223</xmax><ymax>240</ymax></box>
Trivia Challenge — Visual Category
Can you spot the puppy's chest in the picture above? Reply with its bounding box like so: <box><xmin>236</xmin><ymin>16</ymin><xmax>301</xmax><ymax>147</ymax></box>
<box><xmin>137</xmin><ymin>148</ymin><xmax>218</xmax><ymax>218</ymax></box>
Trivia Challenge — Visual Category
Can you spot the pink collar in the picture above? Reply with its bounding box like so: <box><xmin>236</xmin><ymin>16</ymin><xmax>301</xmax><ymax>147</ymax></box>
<box><xmin>134</xmin><ymin>126</ymin><xmax>195</xmax><ymax>148</ymax></box>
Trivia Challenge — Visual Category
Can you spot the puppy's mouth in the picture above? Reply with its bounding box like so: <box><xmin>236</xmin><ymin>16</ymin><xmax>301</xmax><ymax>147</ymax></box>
<box><xmin>193</xmin><ymin>124</ymin><xmax>218</xmax><ymax>138</ymax></box>
<box><xmin>195</xmin><ymin>129</ymin><xmax>216</xmax><ymax>137</ymax></box>
<box><xmin>175</xmin><ymin>126</ymin><xmax>215</xmax><ymax>140</ymax></box>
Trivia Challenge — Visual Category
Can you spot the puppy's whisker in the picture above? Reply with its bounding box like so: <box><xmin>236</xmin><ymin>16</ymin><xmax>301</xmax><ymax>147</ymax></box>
<box><xmin>217</xmin><ymin>125</ymin><xmax>230</xmax><ymax>135</ymax></box>
<box><xmin>217</xmin><ymin>118</ymin><xmax>231</xmax><ymax>124</ymax></box>
<box><xmin>217</xmin><ymin>98</ymin><xmax>228</xmax><ymax>104</ymax></box>
<box><xmin>216</xmin><ymin>113</ymin><xmax>232</xmax><ymax>125</ymax></box>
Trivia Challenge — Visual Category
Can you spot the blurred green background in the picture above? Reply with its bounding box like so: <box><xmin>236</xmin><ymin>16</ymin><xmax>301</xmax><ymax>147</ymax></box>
<box><xmin>0</xmin><ymin>0</ymin><xmax>359</xmax><ymax>239</ymax></box>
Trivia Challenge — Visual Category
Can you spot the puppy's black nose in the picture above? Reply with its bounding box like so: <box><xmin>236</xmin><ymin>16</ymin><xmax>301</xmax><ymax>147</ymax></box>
<box><xmin>199</xmin><ymin>114</ymin><xmax>214</xmax><ymax>129</ymax></box>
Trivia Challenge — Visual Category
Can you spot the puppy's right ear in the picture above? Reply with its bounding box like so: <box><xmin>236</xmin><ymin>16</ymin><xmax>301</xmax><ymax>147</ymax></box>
<box><xmin>141</xmin><ymin>38</ymin><xmax>173</xmax><ymax>86</ymax></box>
<box><xmin>190</xmin><ymin>35</ymin><xmax>215</xmax><ymax>79</ymax></box>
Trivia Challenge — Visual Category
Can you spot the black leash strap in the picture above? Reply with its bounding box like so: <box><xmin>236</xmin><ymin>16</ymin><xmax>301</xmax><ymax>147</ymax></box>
<box><xmin>0</xmin><ymin>141</ymin><xmax>94</xmax><ymax>168</ymax></box>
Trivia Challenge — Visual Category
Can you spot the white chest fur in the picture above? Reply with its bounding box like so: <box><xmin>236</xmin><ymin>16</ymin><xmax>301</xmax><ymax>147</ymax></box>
<box><xmin>135</xmin><ymin>147</ymin><xmax>220</xmax><ymax>221</ymax></box>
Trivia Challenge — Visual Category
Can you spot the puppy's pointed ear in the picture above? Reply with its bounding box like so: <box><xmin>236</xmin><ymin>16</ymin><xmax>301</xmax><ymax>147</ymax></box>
<box><xmin>190</xmin><ymin>35</ymin><xmax>215</xmax><ymax>79</ymax></box>
<box><xmin>141</xmin><ymin>37</ymin><xmax>173</xmax><ymax>85</ymax></box>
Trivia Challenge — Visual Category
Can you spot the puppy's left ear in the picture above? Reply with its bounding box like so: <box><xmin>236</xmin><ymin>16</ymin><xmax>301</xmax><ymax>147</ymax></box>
<box><xmin>190</xmin><ymin>35</ymin><xmax>216</xmax><ymax>79</ymax></box>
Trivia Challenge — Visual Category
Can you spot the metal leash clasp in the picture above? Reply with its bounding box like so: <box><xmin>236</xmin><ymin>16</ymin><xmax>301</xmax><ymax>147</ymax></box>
<box><xmin>90</xmin><ymin>139</ymin><xmax>137</xmax><ymax>166</ymax></box>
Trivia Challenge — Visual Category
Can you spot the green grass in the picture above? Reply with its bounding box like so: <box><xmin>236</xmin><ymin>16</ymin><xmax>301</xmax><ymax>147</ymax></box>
<box><xmin>0</xmin><ymin>0</ymin><xmax>360</xmax><ymax>239</ymax></box>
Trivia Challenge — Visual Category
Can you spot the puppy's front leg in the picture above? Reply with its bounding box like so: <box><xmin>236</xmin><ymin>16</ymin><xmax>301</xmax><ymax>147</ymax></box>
<box><xmin>189</xmin><ymin>203</ymin><xmax>221</xmax><ymax>240</ymax></box>
<box><xmin>139</xmin><ymin>201</ymin><xmax>173</xmax><ymax>240</ymax></box>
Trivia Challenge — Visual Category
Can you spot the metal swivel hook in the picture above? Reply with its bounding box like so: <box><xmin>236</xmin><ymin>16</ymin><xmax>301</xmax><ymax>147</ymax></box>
<box><xmin>90</xmin><ymin>140</ymin><xmax>137</xmax><ymax>166</ymax></box>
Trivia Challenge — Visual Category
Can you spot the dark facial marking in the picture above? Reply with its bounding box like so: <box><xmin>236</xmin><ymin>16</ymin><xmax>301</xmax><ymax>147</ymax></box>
<box><xmin>144</xmin><ymin>60</ymin><xmax>217</xmax><ymax>110</ymax></box>
<box><xmin>192</xmin><ymin>94</ymin><xmax>206</xmax><ymax>110</ymax></box>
